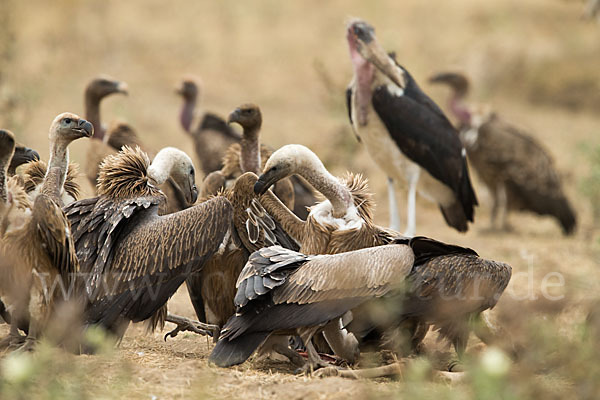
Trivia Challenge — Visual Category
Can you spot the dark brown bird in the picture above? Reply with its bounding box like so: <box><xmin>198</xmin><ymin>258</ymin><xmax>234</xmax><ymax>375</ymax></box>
<box><xmin>64</xmin><ymin>146</ymin><xmax>233</xmax><ymax>340</ymax></box>
<box><xmin>176</xmin><ymin>77</ymin><xmax>241</xmax><ymax>175</ymax></box>
<box><xmin>0</xmin><ymin>113</ymin><xmax>92</xmax><ymax>350</ymax></box>
<box><xmin>7</xmin><ymin>143</ymin><xmax>39</xmax><ymax>176</ymax></box>
<box><xmin>345</xmin><ymin>19</ymin><xmax>477</xmax><ymax>235</ymax></box>
<box><xmin>184</xmin><ymin>171</ymin><xmax>300</xmax><ymax>331</ymax></box>
<box><xmin>430</xmin><ymin>71</ymin><xmax>577</xmax><ymax>234</ymax></box>
<box><xmin>201</xmin><ymin>104</ymin><xmax>295</xmax><ymax>211</ymax></box>
<box><xmin>83</xmin><ymin>76</ymin><xmax>129</xmax><ymax>189</ymax></box>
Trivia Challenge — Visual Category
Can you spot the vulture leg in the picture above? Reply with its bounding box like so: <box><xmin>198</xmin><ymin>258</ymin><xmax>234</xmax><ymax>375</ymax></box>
<box><xmin>322</xmin><ymin>320</ymin><xmax>359</xmax><ymax>365</ymax></box>
<box><xmin>387</xmin><ymin>177</ymin><xmax>401</xmax><ymax>231</ymax></box>
<box><xmin>268</xmin><ymin>336</ymin><xmax>306</xmax><ymax>366</ymax></box>
<box><xmin>295</xmin><ymin>326</ymin><xmax>330</xmax><ymax>374</ymax></box>
<box><xmin>163</xmin><ymin>313</ymin><xmax>220</xmax><ymax>342</ymax></box>
<box><xmin>0</xmin><ymin>323</ymin><xmax>26</xmax><ymax>349</ymax></box>
<box><xmin>404</xmin><ymin>169</ymin><xmax>420</xmax><ymax>237</ymax></box>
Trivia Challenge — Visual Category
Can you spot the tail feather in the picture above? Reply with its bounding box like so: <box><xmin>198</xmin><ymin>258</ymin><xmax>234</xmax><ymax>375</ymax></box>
<box><xmin>209</xmin><ymin>332</ymin><xmax>270</xmax><ymax>367</ymax></box>
<box><xmin>439</xmin><ymin>201</ymin><xmax>468</xmax><ymax>233</ymax></box>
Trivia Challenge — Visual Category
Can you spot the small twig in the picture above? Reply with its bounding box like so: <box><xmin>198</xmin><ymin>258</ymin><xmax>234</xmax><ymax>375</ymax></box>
<box><xmin>163</xmin><ymin>313</ymin><xmax>220</xmax><ymax>343</ymax></box>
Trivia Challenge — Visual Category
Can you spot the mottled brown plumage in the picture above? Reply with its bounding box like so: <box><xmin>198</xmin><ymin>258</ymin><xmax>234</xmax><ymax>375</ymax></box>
<box><xmin>186</xmin><ymin>172</ymin><xmax>299</xmax><ymax>328</ymax></box>
<box><xmin>430</xmin><ymin>72</ymin><xmax>576</xmax><ymax>234</ymax></box>
<box><xmin>65</xmin><ymin>145</ymin><xmax>229</xmax><ymax>338</ymax></box>
<box><xmin>209</xmin><ymin>243</ymin><xmax>414</xmax><ymax>368</ymax></box>
<box><xmin>19</xmin><ymin>160</ymin><xmax>81</xmax><ymax>205</ymax></box>
<box><xmin>0</xmin><ymin>113</ymin><xmax>90</xmax><ymax>350</ymax></box>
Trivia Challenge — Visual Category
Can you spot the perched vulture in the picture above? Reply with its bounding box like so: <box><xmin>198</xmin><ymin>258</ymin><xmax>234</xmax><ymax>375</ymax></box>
<box><xmin>64</xmin><ymin>146</ymin><xmax>232</xmax><ymax>339</ymax></box>
<box><xmin>176</xmin><ymin>77</ymin><xmax>241</xmax><ymax>175</ymax></box>
<box><xmin>0</xmin><ymin>114</ymin><xmax>92</xmax><ymax>350</ymax></box>
<box><xmin>345</xmin><ymin>19</ymin><xmax>477</xmax><ymax>235</ymax></box>
<box><xmin>429</xmin><ymin>72</ymin><xmax>576</xmax><ymax>234</ymax></box>
<box><xmin>83</xmin><ymin>75</ymin><xmax>129</xmax><ymax>189</ymax></box>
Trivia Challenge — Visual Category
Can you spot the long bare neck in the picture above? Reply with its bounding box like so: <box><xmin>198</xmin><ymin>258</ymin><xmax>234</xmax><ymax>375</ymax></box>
<box><xmin>180</xmin><ymin>97</ymin><xmax>196</xmax><ymax>133</ymax></box>
<box><xmin>298</xmin><ymin>161</ymin><xmax>352</xmax><ymax>218</ymax></box>
<box><xmin>240</xmin><ymin>129</ymin><xmax>260</xmax><ymax>174</ymax></box>
<box><xmin>148</xmin><ymin>149</ymin><xmax>179</xmax><ymax>186</ymax></box>
<box><xmin>41</xmin><ymin>139</ymin><xmax>69</xmax><ymax>205</ymax></box>
<box><xmin>85</xmin><ymin>95</ymin><xmax>104</xmax><ymax>140</ymax></box>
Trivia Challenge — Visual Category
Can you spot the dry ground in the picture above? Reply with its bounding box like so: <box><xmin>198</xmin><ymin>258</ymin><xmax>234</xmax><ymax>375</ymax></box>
<box><xmin>1</xmin><ymin>0</ymin><xmax>599</xmax><ymax>398</ymax></box>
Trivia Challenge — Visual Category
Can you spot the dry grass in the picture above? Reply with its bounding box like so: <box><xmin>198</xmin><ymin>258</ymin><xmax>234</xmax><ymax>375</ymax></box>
<box><xmin>1</xmin><ymin>0</ymin><xmax>600</xmax><ymax>398</ymax></box>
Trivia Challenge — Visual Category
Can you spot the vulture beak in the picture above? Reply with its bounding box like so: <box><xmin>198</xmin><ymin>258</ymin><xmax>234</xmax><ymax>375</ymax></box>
<box><xmin>75</xmin><ymin>119</ymin><xmax>94</xmax><ymax>138</ymax></box>
<box><xmin>116</xmin><ymin>81</ymin><xmax>129</xmax><ymax>95</ymax></box>
<box><xmin>175</xmin><ymin>84</ymin><xmax>184</xmax><ymax>96</ymax></box>
<box><xmin>189</xmin><ymin>184</ymin><xmax>199</xmax><ymax>205</ymax></box>
<box><xmin>227</xmin><ymin>109</ymin><xmax>241</xmax><ymax>125</ymax></box>
<box><xmin>428</xmin><ymin>72</ymin><xmax>450</xmax><ymax>84</ymax></box>
<box><xmin>351</xmin><ymin>20</ymin><xmax>406</xmax><ymax>89</ymax></box>
<box><xmin>254</xmin><ymin>167</ymin><xmax>284</xmax><ymax>195</ymax></box>
<box><xmin>11</xmin><ymin>145</ymin><xmax>39</xmax><ymax>167</ymax></box>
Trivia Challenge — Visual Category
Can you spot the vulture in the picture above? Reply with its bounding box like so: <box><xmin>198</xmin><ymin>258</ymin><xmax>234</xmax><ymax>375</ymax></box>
<box><xmin>209</xmin><ymin>243</ymin><xmax>414</xmax><ymax>370</ymax></box>
<box><xmin>64</xmin><ymin>146</ymin><xmax>232</xmax><ymax>340</ymax></box>
<box><xmin>8</xmin><ymin>143</ymin><xmax>39</xmax><ymax>176</ymax></box>
<box><xmin>345</xmin><ymin>19</ymin><xmax>477</xmax><ymax>235</ymax></box>
<box><xmin>0</xmin><ymin>113</ymin><xmax>92</xmax><ymax>350</ymax></box>
<box><xmin>253</xmin><ymin>144</ymin><xmax>511</xmax><ymax>365</ymax></box>
<box><xmin>19</xmin><ymin>160</ymin><xmax>81</xmax><ymax>206</ymax></box>
<box><xmin>201</xmin><ymin>103</ymin><xmax>295</xmax><ymax>209</ymax></box>
<box><xmin>210</xmin><ymin>238</ymin><xmax>512</xmax><ymax>371</ymax></box>
<box><xmin>83</xmin><ymin>75</ymin><xmax>129</xmax><ymax>189</ymax></box>
<box><xmin>176</xmin><ymin>77</ymin><xmax>241</xmax><ymax>175</ymax></box>
<box><xmin>429</xmin><ymin>72</ymin><xmax>577</xmax><ymax>234</ymax></box>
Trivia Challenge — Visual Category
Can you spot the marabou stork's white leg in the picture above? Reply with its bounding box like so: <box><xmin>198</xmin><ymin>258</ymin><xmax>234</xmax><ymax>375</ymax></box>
<box><xmin>404</xmin><ymin>169</ymin><xmax>420</xmax><ymax>237</ymax></box>
<box><xmin>387</xmin><ymin>177</ymin><xmax>401</xmax><ymax>232</ymax></box>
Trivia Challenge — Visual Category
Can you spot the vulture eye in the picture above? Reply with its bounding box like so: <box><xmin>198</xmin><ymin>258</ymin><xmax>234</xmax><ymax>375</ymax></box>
<box><xmin>64</xmin><ymin>118</ymin><xmax>72</xmax><ymax>124</ymax></box>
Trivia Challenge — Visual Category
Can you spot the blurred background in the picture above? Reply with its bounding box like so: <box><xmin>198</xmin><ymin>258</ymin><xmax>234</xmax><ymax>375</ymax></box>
<box><xmin>0</xmin><ymin>0</ymin><xmax>599</xmax><ymax>398</ymax></box>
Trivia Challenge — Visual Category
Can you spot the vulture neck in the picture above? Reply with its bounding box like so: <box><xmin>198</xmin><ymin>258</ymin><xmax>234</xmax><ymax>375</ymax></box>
<box><xmin>240</xmin><ymin>127</ymin><xmax>261</xmax><ymax>174</ymax></box>
<box><xmin>85</xmin><ymin>94</ymin><xmax>104</xmax><ymax>141</ymax></box>
<box><xmin>147</xmin><ymin>149</ymin><xmax>179</xmax><ymax>186</ymax></box>
<box><xmin>449</xmin><ymin>92</ymin><xmax>471</xmax><ymax>126</ymax></box>
<box><xmin>42</xmin><ymin>139</ymin><xmax>70</xmax><ymax>204</ymax></box>
<box><xmin>297</xmin><ymin>159</ymin><xmax>352</xmax><ymax>219</ymax></box>
<box><xmin>180</xmin><ymin>96</ymin><xmax>196</xmax><ymax>133</ymax></box>
<box><xmin>0</xmin><ymin>162</ymin><xmax>7</xmax><ymax>203</ymax></box>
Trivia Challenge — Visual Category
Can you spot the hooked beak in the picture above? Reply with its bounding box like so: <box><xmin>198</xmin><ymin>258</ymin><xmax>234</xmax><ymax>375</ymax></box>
<box><xmin>10</xmin><ymin>145</ymin><xmax>39</xmax><ymax>167</ymax></box>
<box><xmin>253</xmin><ymin>168</ymin><xmax>282</xmax><ymax>195</ymax></box>
<box><xmin>227</xmin><ymin>108</ymin><xmax>241</xmax><ymax>125</ymax></box>
<box><xmin>116</xmin><ymin>81</ymin><xmax>129</xmax><ymax>95</ymax></box>
<box><xmin>189</xmin><ymin>184</ymin><xmax>199</xmax><ymax>205</ymax></box>
<box><xmin>75</xmin><ymin>119</ymin><xmax>94</xmax><ymax>138</ymax></box>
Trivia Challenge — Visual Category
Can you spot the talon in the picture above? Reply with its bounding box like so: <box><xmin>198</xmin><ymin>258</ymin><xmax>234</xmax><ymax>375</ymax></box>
<box><xmin>314</xmin><ymin>366</ymin><xmax>341</xmax><ymax>378</ymax></box>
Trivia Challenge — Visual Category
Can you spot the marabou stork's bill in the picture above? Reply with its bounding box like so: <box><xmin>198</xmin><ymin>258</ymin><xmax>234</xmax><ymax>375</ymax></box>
<box><xmin>345</xmin><ymin>19</ymin><xmax>478</xmax><ymax>236</ymax></box>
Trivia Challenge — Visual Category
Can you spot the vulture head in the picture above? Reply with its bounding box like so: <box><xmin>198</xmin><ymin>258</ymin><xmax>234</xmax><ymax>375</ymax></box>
<box><xmin>176</xmin><ymin>77</ymin><xmax>200</xmax><ymax>103</ymax></box>
<box><xmin>9</xmin><ymin>144</ymin><xmax>39</xmax><ymax>175</ymax></box>
<box><xmin>0</xmin><ymin>129</ymin><xmax>16</xmax><ymax>170</ymax></box>
<box><xmin>346</xmin><ymin>18</ymin><xmax>406</xmax><ymax>89</ymax></box>
<box><xmin>49</xmin><ymin>113</ymin><xmax>94</xmax><ymax>144</ymax></box>
<box><xmin>148</xmin><ymin>147</ymin><xmax>199</xmax><ymax>205</ymax></box>
<box><xmin>106</xmin><ymin>122</ymin><xmax>141</xmax><ymax>150</ymax></box>
<box><xmin>227</xmin><ymin>104</ymin><xmax>262</xmax><ymax>135</ymax></box>
<box><xmin>254</xmin><ymin>144</ymin><xmax>322</xmax><ymax>195</ymax></box>
<box><xmin>429</xmin><ymin>72</ymin><xmax>470</xmax><ymax>98</ymax></box>
<box><xmin>85</xmin><ymin>76</ymin><xmax>128</xmax><ymax>102</ymax></box>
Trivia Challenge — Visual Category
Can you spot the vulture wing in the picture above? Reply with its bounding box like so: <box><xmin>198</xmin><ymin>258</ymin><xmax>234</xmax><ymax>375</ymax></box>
<box><xmin>32</xmin><ymin>194</ymin><xmax>79</xmax><ymax>283</ymax></box>
<box><xmin>65</xmin><ymin>196</ymin><xmax>233</xmax><ymax>327</ymax></box>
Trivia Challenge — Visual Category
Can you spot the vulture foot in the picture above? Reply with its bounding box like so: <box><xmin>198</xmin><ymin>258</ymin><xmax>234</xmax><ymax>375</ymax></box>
<box><xmin>163</xmin><ymin>313</ymin><xmax>220</xmax><ymax>342</ymax></box>
<box><xmin>15</xmin><ymin>337</ymin><xmax>36</xmax><ymax>353</ymax></box>
<box><xmin>0</xmin><ymin>332</ymin><xmax>26</xmax><ymax>349</ymax></box>
<box><xmin>448</xmin><ymin>359</ymin><xmax>465</xmax><ymax>372</ymax></box>
<box><xmin>294</xmin><ymin>358</ymin><xmax>331</xmax><ymax>375</ymax></box>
